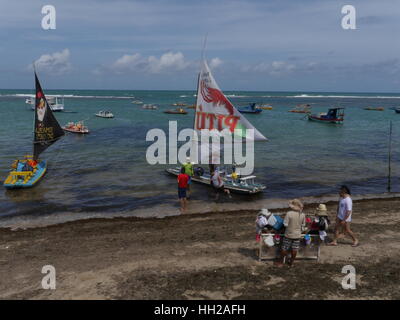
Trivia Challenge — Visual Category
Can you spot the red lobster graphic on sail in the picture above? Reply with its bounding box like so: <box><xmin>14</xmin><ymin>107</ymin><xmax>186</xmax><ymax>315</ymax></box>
<box><xmin>200</xmin><ymin>79</ymin><xmax>234</xmax><ymax>115</ymax></box>
<box><xmin>197</xmin><ymin>79</ymin><xmax>240</xmax><ymax>132</ymax></box>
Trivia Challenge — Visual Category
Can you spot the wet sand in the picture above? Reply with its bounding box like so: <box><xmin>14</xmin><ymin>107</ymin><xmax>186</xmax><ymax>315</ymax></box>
<box><xmin>0</xmin><ymin>197</ymin><xmax>399</xmax><ymax>299</ymax></box>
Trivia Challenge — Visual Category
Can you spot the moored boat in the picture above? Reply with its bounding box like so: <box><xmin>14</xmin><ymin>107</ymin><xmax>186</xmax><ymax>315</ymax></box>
<box><xmin>4</xmin><ymin>70</ymin><xmax>65</xmax><ymax>189</ymax></box>
<box><xmin>62</xmin><ymin>121</ymin><xmax>89</xmax><ymax>134</ymax></box>
<box><xmin>289</xmin><ymin>104</ymin><xmax>311</xmax><ymax>113</ymax></box>
<box><xmin>131</xmin><ymin>100</ymin><xmax>143</xmax><ymax>104</ymax></box>
<box><xmin>28</xmin><ymin>95</ymin><xmax>65</xmax><ymax>112</ymax></box>
<box><xmin>238</xmin><ymin>103</ymin><xmax>262</xmax><ymax>114</ymax></box>
<box><xmin>308</xmin><ymin>107</ymin><xmax>344</xmax><ymax>124</ymax></box>
<box><xmin>95</xmin><ymin>110</ymin><xmax>114</xmax><ymax>118</ymax></box>
<box><xmin>164</xmin><ymin>108</ymin><xmax>188</xmax><ymax>114</ymax></box>
<box><xmin>165</xmin><ymin>55</ymin><xmax>267</xmax><ymax>194</ymax></box>
<box><xmin>166</xmin><ymin>167</ymin><xmax>265</xmax><ymax>194</ymax></box>
<box><xmin>260</xmin><ymin>104</ymin><xmax>273</xmax><ymax>110</ymax></box>
<box><xmin>364</xmin><ymin>107</ymin><xmax>384</xmax><ymax>111</ymax></box>
<box><xmin>142</xmin><ymin>104</ymin><xmax>158</xmax><ymax>110</ymax></box>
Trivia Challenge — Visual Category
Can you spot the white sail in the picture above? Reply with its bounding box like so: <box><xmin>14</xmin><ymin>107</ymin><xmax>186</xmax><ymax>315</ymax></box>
<box><xmin>191</xmin><ymin>59</ymin><xmax>267</xmax><ymax>165</ymax></box>
<box><xmin>194</xmin><ymin>59</ymin><xmax>267</xmax><ymax>141</ymax></box>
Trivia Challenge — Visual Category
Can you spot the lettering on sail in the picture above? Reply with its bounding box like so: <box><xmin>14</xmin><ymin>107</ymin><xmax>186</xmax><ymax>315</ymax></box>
<box><xmin>36</xmin><ymin>127</ymin><xmax>55</xmax><ymax>141</ymax></box>
<box><xmin>196</xmin><ymin>105</ymin><xmax>240</xmax><ymax>132</ymax></box>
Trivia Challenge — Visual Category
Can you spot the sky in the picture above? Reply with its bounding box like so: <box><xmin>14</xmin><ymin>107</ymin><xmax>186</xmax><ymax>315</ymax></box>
<box><xmin>0</xmin><ymin>0</ymin><xmax>400</xmax><ymax>92</ymax></box>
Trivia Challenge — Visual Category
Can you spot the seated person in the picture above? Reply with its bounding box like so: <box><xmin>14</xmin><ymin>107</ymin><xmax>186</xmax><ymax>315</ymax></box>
<box><xmin>194</xmin><ymin>166</ymin><xmax>205</xmax><ymax>177</ymax></box>
<box><xmin>22</xmin><ymin>162</ymin><xmax>33</xmax><ymax>172</ymax></box>
<box><xmin>27</xmin><ymin>159</ymin><xmax>37</xmax><ymax>168</ymax></box>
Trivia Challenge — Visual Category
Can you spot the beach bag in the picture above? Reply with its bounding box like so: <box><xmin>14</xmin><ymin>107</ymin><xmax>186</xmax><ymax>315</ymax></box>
<box><xmin>256</xmin><ymin>215</ymin><xmax>268</xmax><ymax>229</ymax></box>
<box><xmin>263</xmin><ymin>235</ymin><xmax>275</xmax><ymax>247</ymax></box>
<box><xmin>255</xmin><ymin>215</ymin><xmax>268</xmax><ymax>234</ymax></box>
<box><xmin>267</xmin><ymin>214</ymin><xmax>277</xmax><ymax>227</ymax></box>
<box><xmin>318</xmin><ymin>217</ymin><xmax>329</xmax><ymax>231</ymax></box>
<box><xmin>272</xmin><ymin>215</ymin><xmax>284</xmax><ymax>230</ymax></box>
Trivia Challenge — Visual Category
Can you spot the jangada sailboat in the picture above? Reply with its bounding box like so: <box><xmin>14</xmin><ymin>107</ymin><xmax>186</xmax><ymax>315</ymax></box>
<box><xmin>166</xmin><ymin>59</ymin><xmax>267</xmax><ymax>194</ymax></box>
<box><xmin>4</xmin><ymin>71</ymin><xmax>65</xmax><ymax>189</ymax></box>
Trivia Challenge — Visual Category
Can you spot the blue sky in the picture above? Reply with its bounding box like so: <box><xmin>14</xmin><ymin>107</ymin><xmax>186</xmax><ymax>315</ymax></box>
<box><xmin>0</xmin><ymin>0</ymin><xmax>400</xmax><ymax>91</ymax></box>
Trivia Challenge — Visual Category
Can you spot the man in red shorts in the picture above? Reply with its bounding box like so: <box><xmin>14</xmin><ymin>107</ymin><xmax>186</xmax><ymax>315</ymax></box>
<box><xmin>177</xmin><ymin>167</ymin><xmax>189</xmax><ymax>213</ymax></box>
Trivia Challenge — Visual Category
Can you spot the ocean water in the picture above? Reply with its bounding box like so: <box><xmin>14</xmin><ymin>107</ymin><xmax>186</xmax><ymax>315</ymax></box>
<box><xmin>0</xmin><ymin>89</ymin><xmax>399</xmax><ymax>227</ymax></box>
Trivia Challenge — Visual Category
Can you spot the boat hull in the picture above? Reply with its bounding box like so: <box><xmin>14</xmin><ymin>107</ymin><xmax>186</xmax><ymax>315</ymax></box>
<box><xmin>165</xmin><ymin>167</ymin><xmax>266</xmax><ymax>194</ymax></box>
<box><xmin>4</xmin><ymin>160</ymin><xmax>47</xmax><ymax>189</ymax></box>
<box><xmin>63</xmin><ymin>127</ymin><xmax>89</xmax><ymax>134</ymax></box>
<box><xmin>31</xmin><ymin>104</ymin><xmax>64</xmax><ymax>112</ymax></box>
<box><xmin>308</xmin><ymin>115</ymin><xmax>343</xmax><ymax>124</ymax></box>
<box><xmin>238</xmin><ymin>109</ymin><xmax>262</xmax><ymax>114</ymax></box>
<box><xmin>164</xmin><ymin>111</ymin><xmax>188</xmax><ymax>114</ymax></box>
<box><xmin>95</xmin><ymin>114</ymin><xmax>114</xmax><ymax>118</ymax></box>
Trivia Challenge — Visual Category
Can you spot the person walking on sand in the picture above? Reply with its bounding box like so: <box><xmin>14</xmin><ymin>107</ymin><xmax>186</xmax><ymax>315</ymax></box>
<box><xmin>177</xmin><ymin>167</ymin><xmax>189</xmax><ymax>213</ymax></box>
<box><xmin>182</xmin><ymin>157</ymin><xmax>194</xmax><ymax>199</ymax></box>
<box><xmin>274</xmin><ymin>199</ymin><xmax>305</xmax><ymax>267</ymax></box>
<box><xmin>328</xmin><ymin>185</ymin><xmax>359</xmax><ymax>247</ymax></box>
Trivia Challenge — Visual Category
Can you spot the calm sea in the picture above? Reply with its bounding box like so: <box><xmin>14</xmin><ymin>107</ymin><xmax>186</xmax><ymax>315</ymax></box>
<box><xmin>0</xmin><ymin>89</ymin><xmax>399</xmax><ymax>227</ymax></box>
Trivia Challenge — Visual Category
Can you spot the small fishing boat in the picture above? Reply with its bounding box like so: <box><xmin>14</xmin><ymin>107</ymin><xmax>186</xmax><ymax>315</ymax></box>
<box><xmin>28</xmin><ymin>95</ymin><xmax>65</xmax><ymax>112</ymax></box>
<box><xmin>131</xmin><ymin>100</ymin><xmax>143</xmax><ymax>104</ymax></box>
<box><xmin>260</xmin><ymin>105</ymin><xmax>273</xmax><ymax>110</ymax></box>
<box><xmin>142</xmin><ymin>104</ymin><xmax>158</xmax><ymax>110</ymax></box>
<box><xmin>364</xmin><ymin>107</ymin><xmax>384</xmax><ymax>111</ymax></box>
<box><xmin>165</xmin><ymin>56</ymin><xmax>267</xmax><ymax>195</ymax></box>
<box><xmin>238</xmin><ymin>103</ymin><xmax>262</xmax><ymax>114</ymax></box>
<box><xmin>172</xmin><ymin>102</ymin><xmax>187</xmax><ymax>106</ymax></box>
<box><xmin>95</xmin><ymin>110</ymin><xmax>114</xmax><ymax>118</ymax></box>
<box><xmin>185</xmin><ymin>104</ymin><xmax>196</xmax><ymax>109</ymax></box>
<box><xmin>4</xmin><ymin>70</ymin><xmax>65</xmax><ymax>189</ymax></box>
<box><xmin>164</xmin><ymin>108</ymin><xmax>188</xmax><ymax>114</ymax></box>
<box><xmin>289</xmin><ymin>104</ymin><xmax>311</xmax><ymax>113</ymax></box>
<box><xmin>308</xmin><ymin>107</ymin><xmax>344</xmax><ymax>124</ymax></box>
<box><xmin>63</xmin><ymin>121</ymin><xmax>89</xmax><ymax>134</ymax></box>
<box><xmin>166</xmin><ymin>167</ymin><xmax>266</xmax><ymax>194</ymax></box>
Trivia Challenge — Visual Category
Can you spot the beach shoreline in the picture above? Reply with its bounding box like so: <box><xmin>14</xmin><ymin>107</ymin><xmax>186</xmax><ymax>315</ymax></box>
<box><xmin>0</xmin><ymin>196</ymin><xmax>399</xmax><ymax>299</ymax></box>
<box><xmin>2</xmin><ymin>191</ymin><xmax>400</xmax><ymax>230</ymax></box>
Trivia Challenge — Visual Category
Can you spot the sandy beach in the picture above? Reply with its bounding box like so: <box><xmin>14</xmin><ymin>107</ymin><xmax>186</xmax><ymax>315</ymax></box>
<box><xmin>0</xmin><ymin>197</ymin><xmax>399</xmax><ymax>300</ymax></box>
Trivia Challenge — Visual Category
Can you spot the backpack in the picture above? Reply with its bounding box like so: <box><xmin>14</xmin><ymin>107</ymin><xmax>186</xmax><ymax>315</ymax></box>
<box><xmin>318</xmin><ymin>216</ymin><xmax>330</xmax><ymax>231</ymax></box>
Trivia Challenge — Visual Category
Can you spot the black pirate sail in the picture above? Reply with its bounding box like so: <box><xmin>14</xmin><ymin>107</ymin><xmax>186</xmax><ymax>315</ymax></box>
<box><xmin>33</xmin><ymin>72</ymin><xmax>64</xmax><ymax>159</ymax></box>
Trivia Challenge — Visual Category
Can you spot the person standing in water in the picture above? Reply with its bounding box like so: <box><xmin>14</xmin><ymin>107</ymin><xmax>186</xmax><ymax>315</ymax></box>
<box><xmin>211</xmin><ymin>170</ymin><xmax>231</xmax><ymax>200</ymax></box>
<box><xmin>328</xmin><ymin>185</ymin><xmax>359</xmax><ymax>247</ymax></box>
<box><xmin>182</xmin><ymin>157</ymin><xmax>194</xmax><ymax>199</ymax></box>
<box><xmin>177</xmin><ymin>167</ymin><xmax>189</xmax><ymax>213</ymax></box>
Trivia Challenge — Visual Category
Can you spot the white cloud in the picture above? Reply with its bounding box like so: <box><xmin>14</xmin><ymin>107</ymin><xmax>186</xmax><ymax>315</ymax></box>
<box><xmin>100</xmin><ymin>51</ymin><xmax>222</xmax><ymax>75</ymax></box>
<box><xmin>30</xmin><ymin>49</ymin><xmax>72</xmax><ymax>75</ymax></box>
<box><xmin>250</xmin><ymin>60</ymin><xmax>296</xmax><ymax>75</ymax></box>
<box><xmin>209</xmin><ymin>57</ymin><xmax>223</xmax><ymax>69</ymax></box>
<box><xmin>111</xmin><ymin>53</ymin><xmax>143</xmax><ymax>74</ymax></box>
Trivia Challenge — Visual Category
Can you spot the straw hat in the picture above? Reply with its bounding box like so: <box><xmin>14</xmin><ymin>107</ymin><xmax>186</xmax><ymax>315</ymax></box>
<box><xmin>289</xmin><ymin>199</ymin><xmax>303</xmax><ymax>212</ymax></box>
<box><xmin>316</xmin><ymin>204</ymin><xmax>328</xmax><ymax>216</ymax></box>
